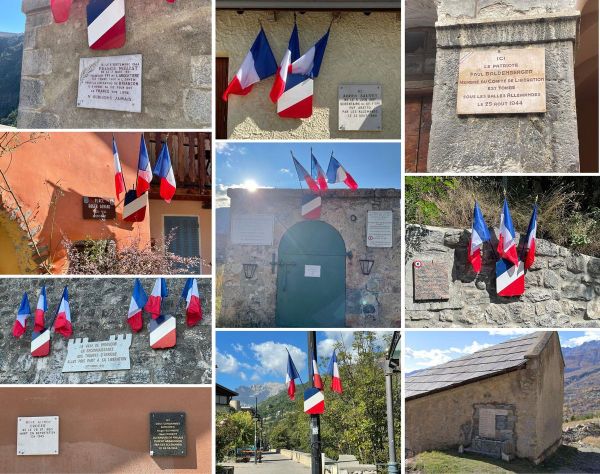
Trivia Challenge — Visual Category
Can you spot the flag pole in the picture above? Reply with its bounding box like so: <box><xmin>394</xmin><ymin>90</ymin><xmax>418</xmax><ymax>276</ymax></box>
<box><xmin>307</xmin><ymin>331</ymin><xmax>322</xmax><ymax>474</ymax></box>
<box><xmin>290</xmin><ymin>150</ymin><xmax>304</xmax><ymax>191</ymax></box>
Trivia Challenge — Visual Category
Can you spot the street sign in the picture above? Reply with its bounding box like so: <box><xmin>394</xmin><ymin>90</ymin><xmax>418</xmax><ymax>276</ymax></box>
<box><xmin>303</xmin><ymin>387</ymin><xmax>325</xmax><ymax>415</ymax></box>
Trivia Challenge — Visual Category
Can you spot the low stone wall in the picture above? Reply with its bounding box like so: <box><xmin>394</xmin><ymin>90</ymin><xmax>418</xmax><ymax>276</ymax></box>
<box><xmin>405</xmin><ymin>224</ymin><xmax>600</xmax><ymax>327</ymax></box>
<box><xmin>0</xmin><ymin>277</ymin><xmax>212</xmax><ymax>384</ymax></box>
<box><xmin>279</xmin><ymin>449</ymin><xmax>312</xmax><ymax>468</ymax></box>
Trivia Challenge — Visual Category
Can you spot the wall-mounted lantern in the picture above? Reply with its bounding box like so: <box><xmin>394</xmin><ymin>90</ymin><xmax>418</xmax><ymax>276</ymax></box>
<box><xmin>359</xmin><ymin>259</ymin><xmax>374</xmax><ymax>275</ymax></box>
<box><xmin>243</xmin><ymin>263</ymin><xmax>257</xmax><ymax>279</ymax></box>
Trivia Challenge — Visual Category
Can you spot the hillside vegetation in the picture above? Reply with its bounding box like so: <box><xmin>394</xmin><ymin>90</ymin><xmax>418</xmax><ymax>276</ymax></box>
<box><xmin>0</xmin><ymin>32</ymin><xmax>23</xmax><ymax>125</ymax></box>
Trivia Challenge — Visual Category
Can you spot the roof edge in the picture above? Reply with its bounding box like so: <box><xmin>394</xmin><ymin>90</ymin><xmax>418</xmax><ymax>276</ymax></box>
<box><xmin>524</xmin><ymin>331</ymin><xmax>554</xmax><ymax>360</ymax></box>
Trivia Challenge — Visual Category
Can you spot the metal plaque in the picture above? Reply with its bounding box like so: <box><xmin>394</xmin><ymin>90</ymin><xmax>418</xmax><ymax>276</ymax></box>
<box><xmin>339</xmin><ymin>84</ymin><xmax>382</xmax><ymax>131</ymax></box>
<box><xmin>230</xmin><ymin>214</ymin><xmax>275</xmax><ymax>246</ymax></box>
<box><xmin>413</xmin><ymin>260</ymin><xmax>450</xmax><ymax>301</ymax></box>
<box><xmin>82</xmin><ymin>196</ymin><xmax>116</xmax><ymax>220</ymax></box>
<box><xmin>77</xmin><ymin>54</ymin><xmax>142</xmax><ymax>113</ymax></box>
<box><xmin>367</xmin><ymin>211</ymin><xmax>393</xmax><ymax>248</ymax></box>
<box><xmin>304</xmin><ymin>265</ymin><xmax>321</xmax><ymax>278</ymax></box>
<box><xmin>17</xmin><ymin>417</ymin><xmax>59</xmax><ymax>456</ymax></box>
<box><xmin>62</xmin><ymin>334</ymin><xmax>132</xmax><ymax>373</ymax></box>
<box><xmin>457</xmin><ymin>48</ymin><xmax>546</xmax><ymax>114</ymax></box>
<box><xmin>150</xmin><ymin>412</ymin><xmax>186</xmax><ymax>457</ymax></box>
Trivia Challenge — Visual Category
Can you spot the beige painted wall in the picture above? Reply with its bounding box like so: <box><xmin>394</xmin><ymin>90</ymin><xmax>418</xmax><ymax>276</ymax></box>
<box><xmin>217</xmin><ymin>10</ymin><xmax>401</xmax><ymax>139</ymax></box>
<box><xmin>149</xmin><ymin>200</ymin><xmax>211</xmax><ymax>275</ymax></box>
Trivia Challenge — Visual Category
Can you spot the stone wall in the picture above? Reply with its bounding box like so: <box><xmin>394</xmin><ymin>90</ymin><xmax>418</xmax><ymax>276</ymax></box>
<box><xmin>18</xmin><ymin>0</ymin><xmax>211</xmax><ymax>128</ymax></box>
<box><xmin>406</xmin><ymin>224</ymin><xmax>600</xmax><ymax>327</ymax></box>
<box><xmin>219</xmin><ymin>189</ymin><xmax>402</xmax><ymax>328</ymax></box>
<box><xmin>0</xmin><ymin>277</ymin><xmax>212</xmax><ymax>384</ymax></box>
<box><xmin>427</xmin><ymin>0</ymin><xmax>581</xmax><ymax>172</ymax></box>
<box><xmin>216</xmin><ymin>10</ymin><xmax>401</xmax><ymax>139</ymax></box>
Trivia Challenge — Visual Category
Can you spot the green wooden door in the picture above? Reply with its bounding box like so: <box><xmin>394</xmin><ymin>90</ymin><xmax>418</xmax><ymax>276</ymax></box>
<box><xmin>276</xmin><ymin>221</ymin><xmax>346</xmax><ymax>327</ymax></box>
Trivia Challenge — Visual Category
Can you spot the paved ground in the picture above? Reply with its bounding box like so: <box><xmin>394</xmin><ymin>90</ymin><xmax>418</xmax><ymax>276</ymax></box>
<box><xmin>222</xmin><ymin>452</ymin><xmax>309</xmax><ymax>473</ymax></box>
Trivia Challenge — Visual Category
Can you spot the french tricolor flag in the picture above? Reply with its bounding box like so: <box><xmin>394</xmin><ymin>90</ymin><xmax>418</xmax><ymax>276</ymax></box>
<box><xmin>51</xmin><ymin>0</ymin><xmax>73</xmax><ymax>23</ymax></box>
<box><xmin>127</xmin><ymin>279</ymin><xmax>147</xmax><ymax>333</ymax></box>
<box><xmin>136</xmin><ymin>135</ymin><xmax>152</xmax><ymax>196</ymax></box>
<box><xmin>113</xmin><ymin>136</ymin><xmax>126</xmax><ymax>200</ymax></box>
<box><xmin>327</xmin><ymin>350</ymin><xmax>343</xmax><ymax>394</ymax></box>
<box><xmin>153</xmin><ymin>143</ymin><xmax>177</xmax><ymax>203</ymax></box>
<box><xmin>286</xmin><ymin>352</ymin><xmax>301</xmax><ymax>401</ymax></box>
<box><xmin>326</xmin><ymin>156</ymin><xmax>358</xmax><ymax>190</ymax></box>
<box><xmin>54</xmin><ymin>287</ymin><xmax>73</xmax><ymax>338</ymax></box>
<box><xmin>312</xmin><ymin>355</ymin><xmax>323</xmax><ymax>390</ymax></box>
<box><xmin>293</xmin><ymin>156</ymin><xmax>320</xmax><ymax>193</ymax></box>
<box><xmin>222</xmin><ymin>28</ymin><xmax>277</xmax><ymax>101</ymax></box>
<box><xmin>34</xmin><ymin>286</ymin><xmax>48</xmax><ymax>333</ymax></box>
<box><xmin>87</xmin><ymin>0</ymin><xmax>126</xmax><ymax>51</ymax></box>
<box><xmin>467</xmin><ymin>202</ymin><xmax>491</xmax><ymax>273</ymax></box>
<box><xmin>311</xmin><ymin>151</ymin><xmax>328</xmax><ymax>191</ymax></box>
<box><xmin>497</xmin><ymin>198</ymin><xmax>519</xmax><ymax>266</ymax></box>
<box><xmin>181</xmin><ymin>278</ymin><xmax>202</xmax><ymax>327</ymax></box>
<box><xmin>270</xmin><ymin>23</ymin><xmax>300</xmax><ymax>104</ymax></box>
<box><xmin>145</xmin><ymin>278</ymin><xmax>168</xmax><ymax>319</ymax></box>
<box><xmin>524</xmin><ymin>204</ymin><xmax>538</xmax><ymax>270</ymax></box>
<box><xmin>12</xmin><ymin>293</ymin><xmax>31</xmax><ymax>338</ymax></box>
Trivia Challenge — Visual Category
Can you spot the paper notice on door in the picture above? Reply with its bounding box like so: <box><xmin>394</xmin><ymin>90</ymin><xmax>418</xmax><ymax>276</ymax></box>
<box><xmin>304</xmin><ymin>265</ymin><xmax>321</xmax><ymax>278</ymax></box>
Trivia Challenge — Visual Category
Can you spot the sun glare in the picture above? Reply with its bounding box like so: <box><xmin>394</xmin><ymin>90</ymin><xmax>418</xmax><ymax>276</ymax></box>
<box><xmin>244</xmin><ymin>179</ymin><xmax>258</xmax><ymax>192</ymax></box>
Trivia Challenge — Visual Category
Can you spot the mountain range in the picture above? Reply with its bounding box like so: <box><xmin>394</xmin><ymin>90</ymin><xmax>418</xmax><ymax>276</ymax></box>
<box><xmin>234</xmin><ymin>382</ymin><xmax>286</xmax><ymax>407</ymax></box>
<box><xmin>563</xmin><ymin>340</ymin><xmax>600</xmax><ymax>418</ymax></box>
<box><xmin>0</xmin><ymin>32</ymin><xmax>23</xmax><ymax>125</ymax></box>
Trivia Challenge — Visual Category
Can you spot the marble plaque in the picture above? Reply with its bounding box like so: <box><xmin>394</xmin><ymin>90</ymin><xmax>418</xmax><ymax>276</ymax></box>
<box><xmin>150</xmin><ymin>412</ymin><xmax>186</xmax><ymax>457</ymax></box>
<box><xmin>457</xmin><ymin>48</ymin><xmax>546</xmax><ymax>114</ymax></box>
<box><xmin>17</xmin><ymin>417</ymin><xmax>59</xmax><ymax>456</ymax></box>
<box><xmin>304</xmin><ymin>265</ymin><xmax>321</xmax><ymax>278</ymax></box>
<box><xmin>77</xmin><ymin>54</ymin><xmax>142</xmax><ymax>113</ymax></box>
<box><xmin>62</xmin><ymin>334</ymin><xmax>132</xmax><ymax>373</ymax></box>
<box><xmin>231</xmin><ymin>214</ymin><xmax>274</xmax><ymax>246</ymax></box>
<box><xmin>413</xmin><ymin>261</ymin><xmax>449</xmax><ymax>301</ymax></box>
<box><xmin>339</xmin><ymin>84</ymin><xmax>382</xmax><ymax>131</ymax></box>
<box><xmin>82</xmin><ymin>197</ymin><xmax>116</xmax><ymax>220</ymax></box>
<box><xmin>367</xmin><ymin>211</ymin><xmax>393</xmax><ymax>248</ymax></box>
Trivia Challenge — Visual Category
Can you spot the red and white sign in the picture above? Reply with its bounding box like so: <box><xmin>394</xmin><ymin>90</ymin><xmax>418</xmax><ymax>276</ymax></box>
<box><xmin>149</xmin><ymin>316</ymin><xmax>176</xmax><ymax>349</ymax></box>
<box><xmin>31</xmin><ymin>330</ymin><xmax>51</xmax><ymax>358</ymax></box>
<box><xmin>303</xmin><ymin>387</ymin><xmax>325</xmax><ymax>415</ymax></box>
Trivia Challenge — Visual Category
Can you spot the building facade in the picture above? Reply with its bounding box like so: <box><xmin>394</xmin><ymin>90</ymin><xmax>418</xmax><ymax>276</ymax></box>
<box><xmin>405</xmin><ymin>332</ymin><xmax>564</xmax><ymax>464</ymax></box>
<box><xmin>218</xmin><ymin>188</ymin><xmax>401</xmax><ymax>328</ymax></box>
<box><xmin>0</xmin><ymin>132</ymin><xmax>211</xmax><ymax>274</ymax></box>
<box><xmin>216</xmin><ymin>1</ymin><xmax>401</xmax><ymax>139</ymax></box>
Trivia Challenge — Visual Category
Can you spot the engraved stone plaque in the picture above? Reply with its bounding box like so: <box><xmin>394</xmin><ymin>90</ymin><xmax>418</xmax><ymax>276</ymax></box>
<box><xmin>150</xmin><ymin>412</ymin><xmax>186</xmax><ymax>457</ymax></box>
<box><xmin>17</xmin><ymin>417</ymin><xmax>59</xmax><ymax>456</ymax></box>
<box><xmin>82</xmin><ymin>197</ymin><xmax>116</xmax><ymax>220</ymax></box>
<box><xmin>413</xmin><ymin>260</ymin><xmax>449</xmax><ymax>301</ymax></box>
<box><xmin>77</xmin><ymin>54</ymin><xmax>142</xmax><ymax>113</ymax></box>
<box><xmin>457</xmin><ymin>48</ymin><xmax>546</xmax><ymax>114</ymax></box>
<box><xmin>339</xmin><ymin>84</ymin><xmax>382</xmax><ymax>131</ymax></box>
<box><xmin>62</xmin><ymin>334</ymin><xmax>132</xmax><ymax>373</ymax></box>
<box><xmin>479</xmin><ymin>409</ymin><xmax>497</xmax><ymax>439</ymax></box>
<box><xmin>231</xmin><ymin>214</ymin><xmax>274</xmax><ymax>246</ymax></box>
<box><xmin>367</xmin><ymin>210</ymin><xmax>393</xmax><ymax>248</ymax></box>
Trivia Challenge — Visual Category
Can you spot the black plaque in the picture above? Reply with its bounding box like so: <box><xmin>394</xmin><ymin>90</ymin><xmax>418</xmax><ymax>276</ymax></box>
<box><xmin>82</xmin><ymin>197</ymin><xmax>116</xmax><ymax>220</ymax></box>
<box><xmin>413</xmin><ymin>260</ymin><xmax>450</xmax><ymax>301</ymax></box>
<box><xmin>150</xmin><ymin>412</ymin><xmax>186</xmax><ymax>457</ymax></box>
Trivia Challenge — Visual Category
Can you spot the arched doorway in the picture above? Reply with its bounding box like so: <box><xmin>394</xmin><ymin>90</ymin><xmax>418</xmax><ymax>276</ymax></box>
<box><xmin>276</xmin><ymin>221</ymin><xmax>346</xmax><ymax>327</ymax></box>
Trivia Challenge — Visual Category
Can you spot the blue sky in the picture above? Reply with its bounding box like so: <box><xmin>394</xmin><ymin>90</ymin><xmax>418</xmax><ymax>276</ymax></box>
<box><xmin>405</xmin><ymin>330</ymin><xmax>600</xmax><ymax>373</ymax></box>
<box><xmin>0</xmin><ymin>3</ymin><xmax>25</xmax><ymax>33</ymax></box>
<box><xmin>216</xmin><ymin>331</ymin><xmax>391</xmax><ymax>390</ymax></box>
<box><xmin>215</xmin><ymin>142</ymin><xmax>401</xmax><ymax>208</ymax></box>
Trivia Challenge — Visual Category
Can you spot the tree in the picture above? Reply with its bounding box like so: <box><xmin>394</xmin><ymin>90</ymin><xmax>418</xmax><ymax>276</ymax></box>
<box><xmin>216</xmin><ymin>410</ymin><xmax>255</xmax><ymax>462</ymax></box>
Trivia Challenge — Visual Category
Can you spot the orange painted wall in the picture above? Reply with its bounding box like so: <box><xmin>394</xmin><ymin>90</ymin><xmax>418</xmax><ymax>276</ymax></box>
<box><xmin>2</xmin><ymin>132</ymin><xmax>152</xmax><ymax>273</ymax></box>
<box><xmin>0</xmin><ymin>387</ymin><xmax>212</xmax><ymax>473</ymax></box>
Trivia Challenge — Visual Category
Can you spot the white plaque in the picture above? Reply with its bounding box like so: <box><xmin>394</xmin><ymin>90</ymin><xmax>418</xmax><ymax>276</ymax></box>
<box><xmin>62</xmin><ymin>334</ymin><xmax>132</xmax><ymax>373</ymax></box>
<box><xmin>77</xmin><ymin>54</ymin><xmax>142</xmax><ymax>113</ymax></box>
<box><xmin>479</xmin><ymin>408</ymin><xmax>507</xmax><ymax>438</ymax></box>
<box><xmin>304</xmin><ymin>265</ymin><xmax>321</xmax><ymax>278</ymax></box>
<box><xmin>17</xmin><ymin>417</ymin><xmax>59</xmax><ymax>456</ymax></box>
<box><xmin>367</xmin><ymin>211</ymin><xmax>393</xmax><ymax>248</ymax></box>
<box><xmin>339</xmin><ymin>84</ymin><xmax>382</xmax><ymax>131</ymax></box>
<box><xmin>231</xmin><ymin>214</ymin><xmax>274</xmax><ymax>246</ymax></box>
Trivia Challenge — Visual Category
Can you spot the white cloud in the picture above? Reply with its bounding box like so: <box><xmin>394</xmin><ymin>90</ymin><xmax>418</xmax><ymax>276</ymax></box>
<box><xmin>250</xmin><ymin>341</ymin><xmax>306</xmax><ymax>379</ymax></box>
<box><xmin>563</xmin><ymin>331</ymin><xmax>600</xmax><ymax>348</ymax></box>
<box><xmin>232</xmin><ymin>343</ymin><xmax>245</xmax><ymax>353</ymax></box>
<box><xmin>280</xmin><ymin>168</ymin><xmax>292</xmax><ymax>176</ymax></box>
<box><xmin>216</xmin><ymin>351</ymin><xmax>241</xmax><ymax>374</ymax></box>
<box><xmin>317</xmin><ymin>331</ymin><xmax>392</xmax><ymax>362</ymax></box>
<box><xmin>250</xmin><ymin>373</ymin><xmax>261</xmax><ymax>382</ymax></box>
<box><xmin>215</xmin><ymin>182</ymin><xmax>274</xmax><ymax>208</ymax></box>
<box><xmin>239</xmin><ymin>372</ymin><xmax>247</xmax><ymax>381</ymax></box>
<box><xmin>488</xmin><ymin>329</ymin><xmax>536</xmax><ymax>336</ymax></box>
<box><xmin>406</xmin><ymin>339</ymin><xmax>492</xmax><ymax>369</ymax></box>
<box><xmin>215</xmin><ymin>142</ymin><xmax>234</xmax><ymax>155</ymax></box>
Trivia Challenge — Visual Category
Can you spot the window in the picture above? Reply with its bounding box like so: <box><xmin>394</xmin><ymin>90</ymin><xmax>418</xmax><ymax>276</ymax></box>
<box><xmin>164</xmin><ymin>216</ymin><xmax>201</xmax><ymax>273</ymax></box>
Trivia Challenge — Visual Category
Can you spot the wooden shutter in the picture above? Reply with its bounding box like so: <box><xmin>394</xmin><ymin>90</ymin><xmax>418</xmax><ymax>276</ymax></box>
<box><xmin>164</xmin><ymin>216</ymin><xmax>201</xmax><ymax>273</ymax></box>
<box><xmin>216</xmin><ymin>57</ymin><xmax>229</xmax><ymax>139</ymax></box>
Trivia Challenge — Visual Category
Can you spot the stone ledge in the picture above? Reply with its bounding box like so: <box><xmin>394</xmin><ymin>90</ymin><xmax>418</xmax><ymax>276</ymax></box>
<box><xmin>22</xmin><ymin>0</ymin><xmax>51</xmax><ymax>15</ymax></box>
<box><xmin>436</xmin><ymin>14</ymin><xmax>580</xmax><ymax>48</ymax></box>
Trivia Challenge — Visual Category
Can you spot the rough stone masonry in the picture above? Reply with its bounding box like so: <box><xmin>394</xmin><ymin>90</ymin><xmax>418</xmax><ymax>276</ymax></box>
<box><xmin>406</xmin><ymin>224</ymin><xmax>600</xmax><ymax>327</ymax></box>
<box><xmin>0</xmin><ymin>278</ymin><xmax>212</xmax><ymax>384</ymax></box>
<box><xmin>18</xmin><ymin>0</ymin><xmax>211</xmax><ymax>128</ymax></box>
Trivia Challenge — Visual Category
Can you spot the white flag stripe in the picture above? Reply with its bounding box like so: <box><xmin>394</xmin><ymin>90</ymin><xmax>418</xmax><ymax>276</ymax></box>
<box><xmin>88</xmin><ymin>0</ymin><xmax>125</xmax><ymax>47</ymax></box>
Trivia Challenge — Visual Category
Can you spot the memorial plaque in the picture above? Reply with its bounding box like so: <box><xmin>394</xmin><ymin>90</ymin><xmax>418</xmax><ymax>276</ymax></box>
<box><xmin>339</xmin><ymin>84</ymin><xmax>382</xmax><ymax>131</ymax></box>
<box><xmin>304</xmin><ymin>265</ymin><xmax>321</xmax><ymax>278</ymax></box>
<box><xmin>457</xmin><ymin>48</ymin><xmax>546</xmax><ymax>114</ymax></box>
<box><xmin>150</xmin><ymin>412</ymin><xmax>186</xmax><ymax>457</ymax></box>
<box><xmin>479</xmin><ymin>408</ymin><xmax>507</xmax><ymax>439</ymax></box>
<box><xmin>62</xmin><ymin>334</ymin><xmax>132</xmax><ymax>373</ymax></box>
<box><xmin>17</xmin><ymin>416</ymin><xmax>59</xmax><ymax>456</ymax></box>
<box><xmin>413</xmin><ymin>260</ymin><xmax>449</xmax><ymax>301</ymax></box>
<box><xmin>77</xmin><ymin>54</ymin><xmax>142</xmax><ymax>113</ymax></box>
<box><xmin>82</xmin><ymin>196</ymin><xmax>116</xmax><ymax>220</ymax></box>
<box><xmin>367</xmin><ymin>211</ymin><xmax>393</xmax><ymax>248</ymax></box>
<box><xmin>231</xmin><ymin>214</ymin><xmax>274</xmax><ymax>246</ymax></box>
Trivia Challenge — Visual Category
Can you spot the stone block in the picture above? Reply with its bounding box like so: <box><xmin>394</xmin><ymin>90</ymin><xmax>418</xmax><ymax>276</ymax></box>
<box><xmin>183</xmin><ymin>88</ymin><xmax>211</xmax><ymax>126</ymax></box>
<box><xmin>19</xmin><ymin>78</ymin><xmax>45</xmax><ymax>109</ymax></box>
<box><xmin>17</xmin><ymin>110</ymin><xmax>60</xmax><ymax>128</ymax></box>
<box><xmin>21</xmin><ymin>49</ymin><xmax>51</xmax><ymax>76</ymax></box>
<box><xmin>191</xmin><ymin>55</ymin><xmax>212</xmax><ymax>87</ymax></box>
